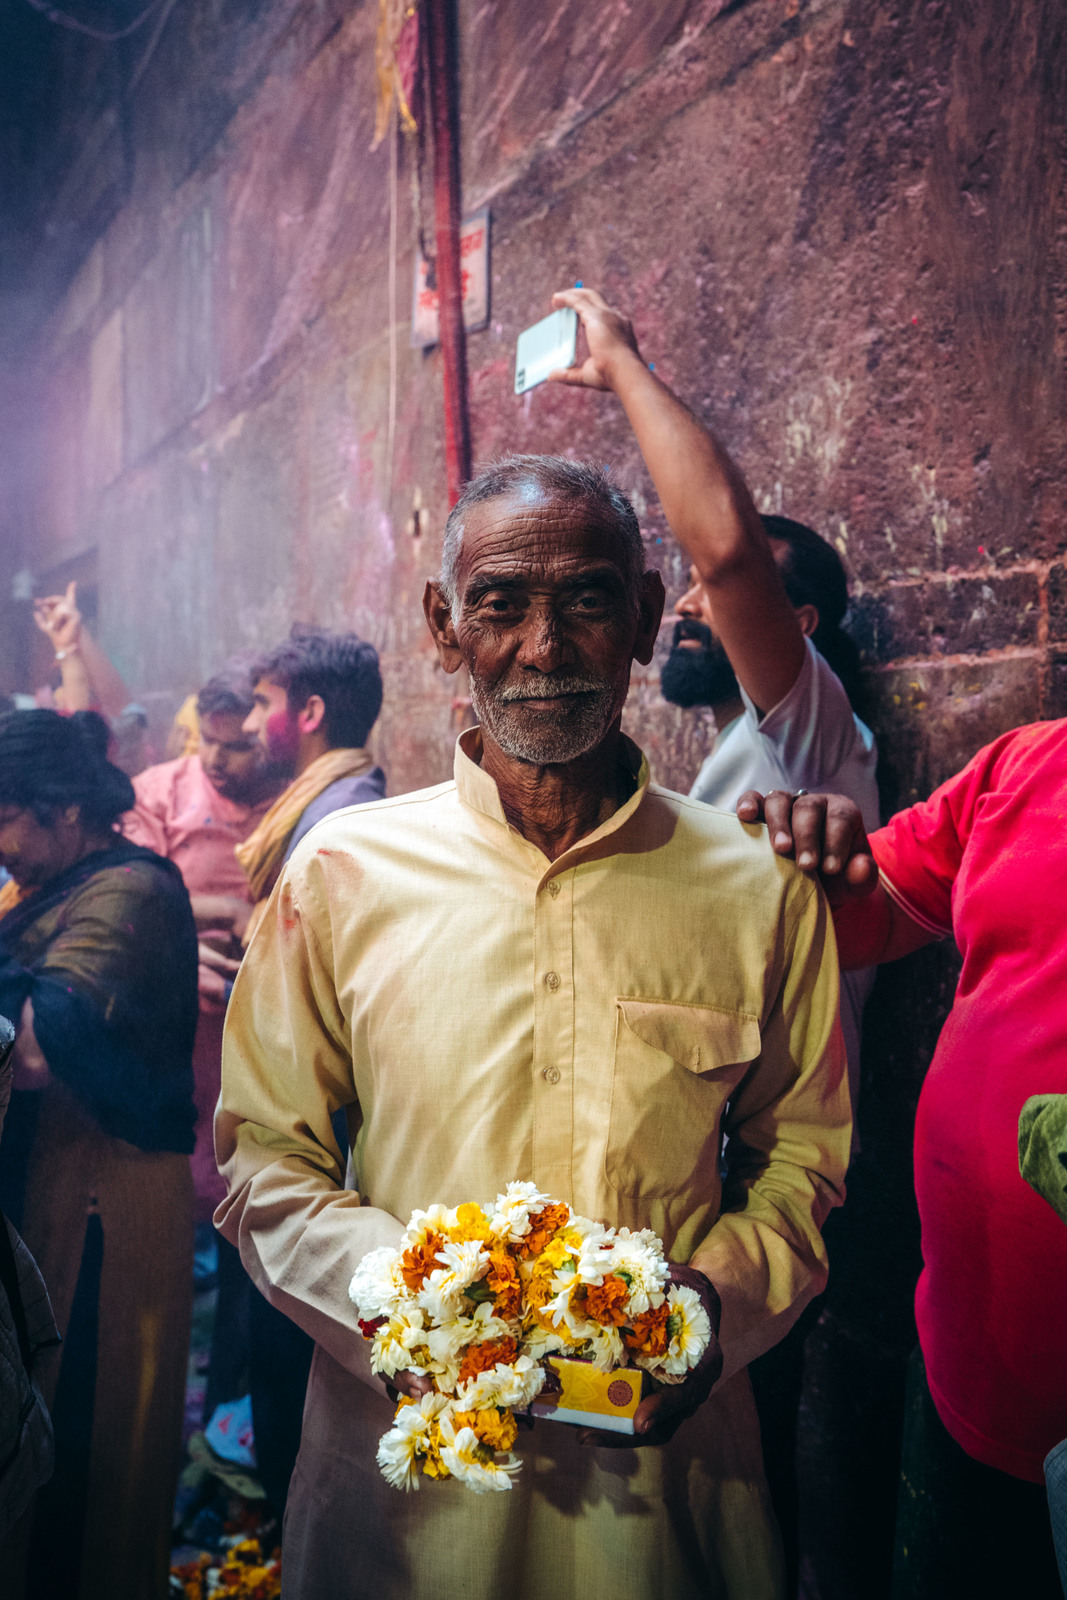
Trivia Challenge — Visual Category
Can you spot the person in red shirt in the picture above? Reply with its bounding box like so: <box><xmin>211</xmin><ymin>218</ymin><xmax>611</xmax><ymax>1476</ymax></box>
<box><xmin>739</xmin><ymin>719</ymin><xmax>1067</xmax><ymax>1599</ymax></box>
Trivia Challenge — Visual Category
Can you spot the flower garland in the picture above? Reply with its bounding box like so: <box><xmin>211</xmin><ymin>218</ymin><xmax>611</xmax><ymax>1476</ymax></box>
<box><xmin>349</xmin><ymin>1184</ymin><xmax>711</xmax><ymax>1493</ymax></box>
<box><xmin>171</xmin><ymin>1539</ymin><xmax>280</xmax><ymax>1600</ymax></box>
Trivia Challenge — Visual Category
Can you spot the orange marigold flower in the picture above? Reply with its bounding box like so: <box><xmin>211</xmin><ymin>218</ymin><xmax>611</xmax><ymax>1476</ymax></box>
<box><xmin>623</xmin><ymin>1302</ymin><xmax>671</xmax><ymax>1358</ymax></box>
<box><xmin>458</xmin><ymin>1336</ymin><xmax>519</xmax><ymax>1385</ymax></box>
<box><xmin>584</xmin><ymin>1274</ymin><xmax>630</xmax><ymax>1327</ymax></box>
<box><xmin>518</xmin><ymin>1201</ymin><xmax>572</xmax><ymax>1258</ymax></box>
<box><xmin>487</xmin><ymin>1251</ymin><xmax>522</xmax><ymax>1318</ymax></box>
<box><xmin>400</xmin><ymin>1233</ymin><xmax>443</xmax><ymax>1291</ymax></box>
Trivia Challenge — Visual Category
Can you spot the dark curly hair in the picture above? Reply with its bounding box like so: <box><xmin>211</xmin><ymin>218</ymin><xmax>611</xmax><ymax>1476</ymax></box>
<box><xmin>252</xmin><ymin>628</ymin><xmax>382</xmax><ymax>749</ymax></box>
<box><xmin>0</xmin><ymin>709</ymin><xmax>134</xmax><ymax>831</ymax></box>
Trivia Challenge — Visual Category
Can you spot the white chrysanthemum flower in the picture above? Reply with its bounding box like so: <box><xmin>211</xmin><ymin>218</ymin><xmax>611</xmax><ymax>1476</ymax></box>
<box><xmin>520</xmin><ymin>1320</ymin><xmax>569</xmax><ymax>1362</ymax></box>
<box><xmin>417</xmin><ymin>1239</ymin><xmax>491</xmax><ymax>1322</ymax></box>
<box><xmin>376</xmin><ymin>1391</ymin><xmax>451</xmax><ymax>1490</ymax></box>
<box><xmin>423</xmin><ymin>1303</ymin><xmax>511</xmax><ymax>1366</ymax></box>
<box><xmin>438</xmin><ymin>1415</ymin><xmax>520</xmax><ymax>1494</ymax></box>
<box><xmin>400</xmin><ymin>1203</ymin><xmax>458</xmax><ymax>1253</ymax></box>
<box><xmin>487</xmin><ymin>1181</ymin><xmax>552</xmax><ymax>1243</ymax></box>
<box><xmin>455</xmin><ymin>1355</ymin><xmax>546</xmax><ymax>1412</ymax></box>
<box><xmin>604</xmin><ymin>1228</ymin><xmax>669</xmax><ymax>1317</ymax></box>
<box><xmin>660</xmin><ymin>1284</ymin><xmax>712</xmax><ymax>1377</ymax></box>
<box><xmin>349</xmin><ymin>1246</ymin><xmax>407</xmax><ymax>1321</ymax></box>
<box><xmin>540</xmin><ymin>1225</ymin><xmax>615</xmax><ymax>1335</ymax></box>
<box><xmin>371</xmin><ymin>1306</ymin><xmax>429</xmax><ymax>1379</ymax></box>
<box><xmin>583</xmin><ymin>1323</ymin><xmax>627</xmax><ymax>1373</ymax></box>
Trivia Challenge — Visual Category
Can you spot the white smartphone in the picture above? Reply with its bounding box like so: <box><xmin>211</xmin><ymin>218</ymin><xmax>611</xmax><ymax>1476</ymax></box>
<box><xmin>514</xmin><ymin>307</ymin><xmax>578</xmax><ymax>395</ymax></box>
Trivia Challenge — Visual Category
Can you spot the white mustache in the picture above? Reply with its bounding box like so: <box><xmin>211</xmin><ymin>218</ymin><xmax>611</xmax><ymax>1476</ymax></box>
<box><xmin>495</xmin><ymin>677</ymin><xmax>602</xmax><ymax>703</ymax></box>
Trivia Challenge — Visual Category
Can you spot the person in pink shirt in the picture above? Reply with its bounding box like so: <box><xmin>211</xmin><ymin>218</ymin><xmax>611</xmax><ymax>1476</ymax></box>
<box><xmin>124</xmin><ymin>670</ymin><xmax>282</xmax><ymax>1414</ymax></box>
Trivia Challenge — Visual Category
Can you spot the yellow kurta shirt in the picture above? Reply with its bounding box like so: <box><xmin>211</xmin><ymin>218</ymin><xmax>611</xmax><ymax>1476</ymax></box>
<box><xmin>216</xmin><ymin>731</ymin><xmax>850</xmax><ymax>1600</ymax></box>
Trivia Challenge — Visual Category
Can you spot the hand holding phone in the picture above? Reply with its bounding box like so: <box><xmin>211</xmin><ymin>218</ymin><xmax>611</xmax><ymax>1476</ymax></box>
<box><xmin>546</xmin><ymin>288</ymin><xmax>645</xmax><ymax>393</ymax></box>
<box><xmin>514</xmin><ymin>307</ymin><xmax>578</xmax><ymax>395</ymax></box>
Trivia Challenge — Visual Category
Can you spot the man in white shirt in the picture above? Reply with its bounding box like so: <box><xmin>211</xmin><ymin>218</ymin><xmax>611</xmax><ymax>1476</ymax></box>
<box><xmin>661</xmin><ymin>527</ymin><xmax>879</xmax><ymax>1109</ymax></box>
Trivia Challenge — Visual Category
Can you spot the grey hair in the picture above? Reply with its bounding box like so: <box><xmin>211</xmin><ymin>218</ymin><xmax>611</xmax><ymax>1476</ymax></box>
<box><xmin>439</xmin><ymin>455</ymin><xmax>646</xmax><ymax>618</ymax></box>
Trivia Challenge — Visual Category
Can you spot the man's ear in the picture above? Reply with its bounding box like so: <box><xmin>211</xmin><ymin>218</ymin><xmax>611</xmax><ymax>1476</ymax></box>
<box><xmin>297</xmin><ymin>694</ymin><xmax>327</xmax><ymax>735</ymax></box>
<box><xmin>423</xmin><ymin>581</ymin><xmax>465</xmax><ymax>675</ymax></box>
<box><xmin>795</xmin><ymin>603</ymin><xmax>819</xmax><ymax>639</ymax></box>
<box><xmin>633</xmin><ymin>570</ymin><xmax>667</xmax><ymax>667</ymax></box>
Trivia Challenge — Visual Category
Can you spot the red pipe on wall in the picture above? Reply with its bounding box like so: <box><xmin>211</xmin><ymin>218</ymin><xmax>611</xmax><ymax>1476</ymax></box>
<box><xmin>424</xmin><ymin>0</ymin><xmax>471</xmax><ymax>507</ymax></box>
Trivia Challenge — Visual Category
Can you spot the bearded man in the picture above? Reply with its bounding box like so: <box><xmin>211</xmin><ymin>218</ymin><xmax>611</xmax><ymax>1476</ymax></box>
<box><xmin>216</xmin><ymin>448</ymin><xmax>850</xmax><ymax>1599</ymax></box>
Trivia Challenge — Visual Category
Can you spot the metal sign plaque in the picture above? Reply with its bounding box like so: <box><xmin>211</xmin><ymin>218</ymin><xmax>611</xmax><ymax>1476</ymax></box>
<box><xmin>411</xmin><ymin>208</ymin><xmax>490</xmax><ymax>348</ymax></box>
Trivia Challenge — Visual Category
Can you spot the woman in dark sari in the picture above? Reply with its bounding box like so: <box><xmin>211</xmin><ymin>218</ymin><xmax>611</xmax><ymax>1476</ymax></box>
<box><xmin>0</xmin><ymin>710</ymin><xmax>198</xmax><ymax>1599</ymax></box>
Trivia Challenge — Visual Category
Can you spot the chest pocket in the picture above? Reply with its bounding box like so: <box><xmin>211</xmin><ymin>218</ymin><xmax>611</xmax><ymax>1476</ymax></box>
<box><xmin>605</xmin><ymin>999</ymin><xmax>761</xmax><ymax>1200</ymax></box>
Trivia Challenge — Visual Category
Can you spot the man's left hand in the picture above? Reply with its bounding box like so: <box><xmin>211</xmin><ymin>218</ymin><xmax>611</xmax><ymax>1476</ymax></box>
<box><xmin>575</xmin><ymin>1264</ymin><xmax>722</xmax><ymax>1449</ymax></box>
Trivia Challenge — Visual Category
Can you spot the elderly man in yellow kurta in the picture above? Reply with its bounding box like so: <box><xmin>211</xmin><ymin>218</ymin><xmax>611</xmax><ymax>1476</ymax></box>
<box><xmin>216</xmin><ymin>288</ymin><xmax>851</xmax><ymax>1600</ymax></box>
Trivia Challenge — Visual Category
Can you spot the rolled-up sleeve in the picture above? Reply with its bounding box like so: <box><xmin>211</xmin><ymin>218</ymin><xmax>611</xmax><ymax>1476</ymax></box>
<box><xmin>689</xmin><ymin>877</ymin><xmax>851</xmax><ymax>1383</ymax></box>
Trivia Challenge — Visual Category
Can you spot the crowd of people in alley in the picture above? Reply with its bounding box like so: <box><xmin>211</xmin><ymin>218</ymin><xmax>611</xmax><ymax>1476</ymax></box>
<box><xmin>0</xmin><ymin>286</ymin><xmax>1064</xmax><ymax>1600</ymax></box>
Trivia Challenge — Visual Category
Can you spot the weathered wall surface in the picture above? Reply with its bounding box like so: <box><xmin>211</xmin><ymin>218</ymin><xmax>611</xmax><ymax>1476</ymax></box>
<box><xmin>5</xmin><ymin>0</ymin><xmax>1065</xmax><ymax>808</ymax></box>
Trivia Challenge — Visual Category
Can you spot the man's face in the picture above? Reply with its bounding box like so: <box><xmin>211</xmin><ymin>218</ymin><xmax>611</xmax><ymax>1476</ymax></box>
<box><xmin>659</xmin><ymin>565</ymin><xmax>741</xmax><ymax>709</ymax></box>
<box><xmin>243</xmin><ymin>679</ymin><xmax>300</xmax><ymax>775</ymax></box>
<box><xmin>198</xmin><ymin>711</ymin><xmax>265</xmax><ymax>801</ymax></box>
<box><xmin>0</xmin><ymin>806</ymin><xmax>68</xmax><ymax>889</ymax></box>
<box><xmin>442</xmin><ymin>488</ymin><xmax>662</xmax><ymax>765</ymax></box>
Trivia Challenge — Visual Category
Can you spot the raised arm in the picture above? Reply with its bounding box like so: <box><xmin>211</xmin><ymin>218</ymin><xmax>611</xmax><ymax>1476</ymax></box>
<box><xmin>33</xmin><ymin>582</ymin><xmax>131</xmax><ymax>718</ymax></box>
<box><xmin>550</xmin><ymin>287</ymin><xmax>805</xmax><ymax>714</ymax></box>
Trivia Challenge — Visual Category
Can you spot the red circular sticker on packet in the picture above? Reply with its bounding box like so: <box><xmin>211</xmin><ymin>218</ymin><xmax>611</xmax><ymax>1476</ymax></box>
<box><xmin>607</xmin><ymin>1378</ymin><xmax>634</xmax><ymax>1407</ymax></box>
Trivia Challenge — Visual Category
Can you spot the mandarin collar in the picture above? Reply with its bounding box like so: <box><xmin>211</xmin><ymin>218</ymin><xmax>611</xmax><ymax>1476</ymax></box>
<box><xmin>453</xmin><ymin>726</ymin><xmax>651</xmax><ymax>875</ymax></box>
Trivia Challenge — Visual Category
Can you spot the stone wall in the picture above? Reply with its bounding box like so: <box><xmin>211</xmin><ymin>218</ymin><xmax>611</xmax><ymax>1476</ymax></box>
<box><xmin>4</xmin><ymin>0</ymin><xmax>1064</xmax><ymax>806</ymax></box>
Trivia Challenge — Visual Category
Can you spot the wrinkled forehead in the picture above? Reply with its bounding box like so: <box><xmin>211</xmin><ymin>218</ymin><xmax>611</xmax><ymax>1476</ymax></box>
<box><xmin>456</xmin><ymin>487</ymin><xmax>630</xmax><ymax>592</ymax></box>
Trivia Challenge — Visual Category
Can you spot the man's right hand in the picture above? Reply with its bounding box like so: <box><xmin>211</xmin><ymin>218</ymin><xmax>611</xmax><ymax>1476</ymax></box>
<box><xmin>737</xmin><ymin>789</ymin><xmax>879</xmax><ymax>906</ymax></box>
<box><xmin>384</xmin><ymin>1370</ymin><xmax>435</xmax><ymax>1406</ymax></box>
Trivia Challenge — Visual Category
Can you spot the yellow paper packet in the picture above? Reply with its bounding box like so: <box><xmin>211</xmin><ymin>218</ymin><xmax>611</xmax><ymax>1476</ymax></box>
<box><xmin>529</xmin><ymin>1357</ymin><xmax>644</xmax><ymax>1434</ymax></box>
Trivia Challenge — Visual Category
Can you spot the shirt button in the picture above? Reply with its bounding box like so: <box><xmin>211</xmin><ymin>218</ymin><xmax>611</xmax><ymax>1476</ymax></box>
<box><xmin>542</xmin><ymin>1065</ymin><xmax>561</xmax><ymax>1084</ymax></box>
<box><xmin>546</xmin><ymin>879</ymin><xmax>561</xmax><ymax>898</ymax></box>
<box><xmin>543</xmin><ymin>971</ymin><xmax>561</xmax><ymax>991</ymax></box>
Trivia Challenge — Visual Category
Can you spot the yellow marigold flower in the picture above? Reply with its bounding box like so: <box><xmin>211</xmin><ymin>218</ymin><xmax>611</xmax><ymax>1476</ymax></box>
<box><xmin>422</xmin><ymin>1422</ymin><xmax>451</xmax><ymax>1479</ymax></box>
<box><xmin>455</xmin><ymin>1405</ymin><xmax>518</xmax><ymax>1452</ymax></box>
<box><xmin>452</xmin><ymin>1202</ymin><xmax>494</xmax><ymax>1243</ymax></box>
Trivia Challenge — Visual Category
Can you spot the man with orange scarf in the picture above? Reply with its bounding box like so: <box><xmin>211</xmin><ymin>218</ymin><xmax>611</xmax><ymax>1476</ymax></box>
<box><xmin>212</xmin><ymin>625</ymin><xmax>386</xmax><ymax>1516</ymax></box>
